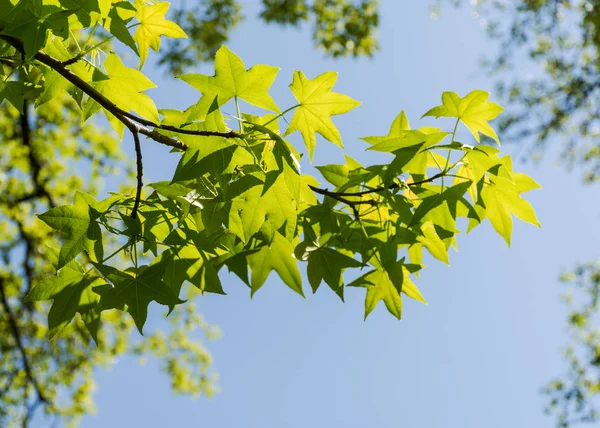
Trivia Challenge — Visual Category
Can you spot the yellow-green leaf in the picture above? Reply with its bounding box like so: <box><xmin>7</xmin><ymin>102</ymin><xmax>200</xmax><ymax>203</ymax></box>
<box><xmin>284</xmin><ymin>71</ymin><xmax>361</xmax><ymax>161</ymax></box>
<box><xmin>247</xmin><ymin>232</ymin><xmax>303</xmax><ymax>296</ymax></box>
<box><xmin>179</xmin><ymin>46</ymin><xmax>280</xmax><ymax>120</ymax></box>
<box><xmin>91</xmin><ymin>53</ymin><xmax>159</xmax><ymax>133</ymax></box>
<box><xmin>133</xmin><ymin>1</ymin><xmax>187</xmax><ymax>67</ymax></box>
<box><xmin>423</xmin><ymin>90</ymin><xmax>503</xmax><ymax>143</ymax></box>
<box><xmin>418</xmin><ymin>220</ymin><xmax>449</xmax><ymax>264</ymax></box>
<box><xmin>482</xmin><ymin>176</ymin><xmax>541</xmax><ymax>246</ymax></box>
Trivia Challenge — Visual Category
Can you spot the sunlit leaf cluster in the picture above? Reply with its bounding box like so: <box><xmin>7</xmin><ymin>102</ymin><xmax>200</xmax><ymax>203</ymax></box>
<box><xmin>0</xmin><ymin>0</ymin><xmax>538</xmax><ymax>335</ymax></box>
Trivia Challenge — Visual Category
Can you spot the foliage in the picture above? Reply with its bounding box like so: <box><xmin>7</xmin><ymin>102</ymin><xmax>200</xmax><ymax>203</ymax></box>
<box><xmin>432</xmin><ymin>1</ymin><xmax>600</xmax><ymax>426</ymax></box>
<box><xmin>0</xmin><ymin>91</ymin><xmax>219</xmax><ymax>427</ymax></box>
<box><xmin>546</xmin><ymin>264</ymin><xmax>600</xmax><ymax>427</ymax></box>
<box><xmin>159</xmin><ymin>0</ymin><xmax>380</xmax><ymax>74</ymax></box>
<box><xmin>0</xmin><ymin>0</ymin><xmax>539</xmax><ymax>334</ymax></box>
<box><xmin>435</xmin><ymin>0</ymin><xmax>600</xmax><ymax>182</ymax></box>
<box><xmin>0</xmin><ymin>0</ymin><xmax>540</xmax><ymax>426</ymax></box>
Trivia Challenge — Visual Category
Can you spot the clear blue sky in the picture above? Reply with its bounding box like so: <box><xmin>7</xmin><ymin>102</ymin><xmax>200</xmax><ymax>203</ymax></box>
<box><xmin>68</xmin><ymin>1</ymin><xmax>599</xmax><ymax>427</ymax></box>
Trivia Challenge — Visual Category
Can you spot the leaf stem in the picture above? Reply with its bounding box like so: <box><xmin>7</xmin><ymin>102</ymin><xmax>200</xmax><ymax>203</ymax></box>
<box><xmin>262</xmin><ymin>104</ymin><xmax>300</xmax><ymax>127</ymax></box>
<box><xmin>235</xmin><ymin>96</ymin><xmax>243</xmax><ymax>133</ymax></box>
<box><xmin>83</xmin><ymin>241</ymin><xmax>132</xmax><ymax>276</ymax></box>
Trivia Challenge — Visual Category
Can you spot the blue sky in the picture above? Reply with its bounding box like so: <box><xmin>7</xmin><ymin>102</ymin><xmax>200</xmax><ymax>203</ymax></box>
<box><xmin>70</xmin><ymin>1</ymin><xmax>600</xmax><ymax>427</ymax></box>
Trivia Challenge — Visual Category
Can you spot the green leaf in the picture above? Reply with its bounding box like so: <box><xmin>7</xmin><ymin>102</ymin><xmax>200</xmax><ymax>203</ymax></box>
<box><xmin>38</xmin><ymin>194</ymin><xmax>102</xmax><ymax>269</ymax></box>
<box><xmin>362</xmin><ymin>269</ymin><xmax>403</xmax><ymax>319</ymax></box>
<box><xmin>465</xmin><ymin>146</ymin><xmax>502</xmax><ymax>181</ymax></box>
<box><xmin>58</xmin><ymin>0</ymin><xmax>99</xmax><ymax>27</ymax></box>
<box><xmin>178</xmin><ymin>45</ymin><xmax>280</xmax><ymax>119</ymax></box>
<box><xmin>25</xmin><ymin>249</ymin><xmax>102</xmax><ymax>341</ymax></box>
<box><xmin>163</xmin><ymin>245</ymin><xmax>225</xmax><ymax>295</ymax></box>
<box><xmin>90</xmin><ymin>53</ymin><xmax>159</xmax><ymax>129</ymax></box>
<box><xmin>361</xmin><ymin>111</ymin><xmax>411</xmax><ymax>145</ymax></box>
<box><xmin>106</xmin><ymin>6</ymin><xmax>138</xmax><ymax>55</ymax></box>
<box><xmin>133</xmin><ymin>0</ymin><xmax>186</xmax><ymax>68</ymax></box>
<box><xmin>423</xmin><ymin>90</ymin><xmax>504</xmax><ymax>143</ymax></box>
<box><xmin>284</xmin><ymin>71</ymin><xmax>361</xmax><ymax>160</ymax></box>
<box><xmin>315</xmin><ymin>163</ymin><xmax>349</xmax><ymax>188</ymax></box>
<box><xmin>418</xmin><ymin>221</ymin><xmax>449</xmax><ymax>264</ymax></box>
<box><xmin>353</xmin><ymin>262</ymin><xmax>426</xmax><ymax>320</ymax></box>
<box><xmin>481</xmin><ymin>176</ymin><xmax>541</xmax><ymax>246</ymax></box>
<box><xmin>247</xmin><ymin>232</ymin><xmax>303</xmax><ymax>296</ymax></box>
<box><xmin>0</xmin><ymin>80</ymin><xmax>27</xmax><ymax>112</ymax></box>
<box><xmin>385</xmin><ymin>262</ymin><xmax>427</xmax><ymax>305</ymax></box>
<box><xmin>228</xmin><ymin>173</ymin><xmax>298</xmax><ymax>242</ymax></box>
<box><xmin>367</xmin><ymin>129</ymin><xmax>448</xmax><ymax>153</ymax></box>
<box><xmin>1</xmin><ymin>7</ymin><xmax>48</xmax><ymax>57</ymax></box>
<box><xmin>36</xmin><ymin>68</ymin><xmax>71</xmax><ymax>107</ymax></box>
<box><xmin>93</xmin><ymin>262</ymin><xmax>185</xmax><ymax>334</ymax></box>
<box><xmin>306</xmin><ymin>247</ymin><xmax>362</xmax><ymax>299</ymax></box>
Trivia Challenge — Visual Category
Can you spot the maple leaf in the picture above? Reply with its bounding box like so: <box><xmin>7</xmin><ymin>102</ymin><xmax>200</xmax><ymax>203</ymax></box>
<box><xmin>178</xmin><ymin>45</ymin><xmax>280</xmax><ymax>119</ymax></box>
<box><xmin>38</xmin><ymin>192</ymin><xmax>103</xmax><ymax>269</ymax></box>
<box><xmin>161</xmin><ymin>245</ymin><xmax>225</xmax><ymax>296</ymax></box>
<box><xmin>133</xmin><ymin>1</ymin><xmax>187</xmax><ymax>68</ymax></box>
<box><xmin>228</xmin><ymin>173</ymin><xmax>297</xmax><ymax>243</ymax></box>
<box><xmin>284</xmin><ymin>71</ymin><xmax>361</xmax><ymax>161</ymax></box>
<box><xmin>361</xmin><ymin>110</ymin><xmax>411</xmax><ymax>145</ymax></box>
<box><xmin>25</xmin><ymin>247</ymin><xmax>102</xmax><ymax>342</ymax></box>
<box><xmin>88</xmin><ymin>53</ymin><xmax>159</xmax><ymax>135</ymax></box>
<box><xmin>93</xmin><ymin>262</ymin><xmax>185</xmax><ymax>334</ymax></box>
<box><xmin>423</xmin><ymin>90</ymin><xmax>504</xmax><ymax>143</ymax></box>
<box><xmin>417</xmin><ymin>221</ymin><xmax>449</xmax><ymax>264</ymax></box>
<box><xmin>306</xmin><ymin>247</ymin><xmax>363</xmax><ymax>300</ymax></box>
<box><xmin>247</xmin><ymin>232</ymin><xmax>303</xmax><ymax>296</ymax></box>
<box><xmin>481</xmin><ymin>176</ymin><xmax>541</xmax><ymax>246</ymax></box>
<box><xmin>351</xmin><ymin>262</ymin><xmax>426</xmax><ymax>320</ymax></box>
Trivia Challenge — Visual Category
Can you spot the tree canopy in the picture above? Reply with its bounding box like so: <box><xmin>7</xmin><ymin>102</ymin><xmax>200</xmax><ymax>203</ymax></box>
<box><xmin>0</xmin><ymin>0</ymin><xmax>540</xmax><ymax>426</ymax></box>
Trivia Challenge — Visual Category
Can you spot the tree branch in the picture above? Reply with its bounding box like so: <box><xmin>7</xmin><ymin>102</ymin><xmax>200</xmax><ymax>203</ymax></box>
<box><xmin>308</xmin><ymin>170</ymin><xmax>447</xmax><ymax>201</ymax></box>
<box><xmin>0</xmin><ymin>34</ymin><xmax>448</xmax><ymax>214</ymax></box>
<box><xmin>130</xmin><ymin>127</ymin><xmax>143</xmax><ymax>219</ymax></box>
<box><xmin>0</xmin><ymin>278</ymin><xmax>48</xmax><ymax>405</ymax></box>
<box><xmin>1</xmin><ymin>35</ymin><xmax>241</xmax><ymax>149</ymax></box>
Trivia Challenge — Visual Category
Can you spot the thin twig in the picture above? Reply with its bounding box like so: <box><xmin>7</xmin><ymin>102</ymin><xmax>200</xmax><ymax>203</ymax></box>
<box><xmin>308</xmin><ymin>185</ymin><xmax>379</xmax><ymax>206</ymax></box>
<box><xmin>310</xmin><ymin>170</ymin><xmax>447</xmax><ymax>199</ymax></box>
<box><xmin>130</xmin><ymin>126</ymin><xmax>143</xmax><ymax>219</ymax></box>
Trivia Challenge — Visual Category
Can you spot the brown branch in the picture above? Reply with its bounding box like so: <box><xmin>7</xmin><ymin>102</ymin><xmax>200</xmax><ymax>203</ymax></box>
<box><xmin>34</xmin><ymin>50</ymin><xmax>243</xmax><ymax>142</ymax></box>
<box><xmin>0</xmin><ymin>278</ymin><xmax>48</xmax><ymax>404</ymax></box>
<box><xmin>1</xmin><ymin>35</ymin><xmax>240</xmax><ymax>149</ymax></box>
<box><xmin>130</xmin><ymin>127</ymin><xmax>143</xmax><ymax>219</ymax></box>
<box><xmin>11</xmin><ymin>38</ymin><xmax>240</xmax><ymax>138</ymax></box>
<box><xmin>308</xmin><ymin>185</ymin><xmax>377</xmax><ymax>219</ymax></box>
<box><xmin>1</xmin><ymin>34</ymin><xmax>448</xmax><ymax>215</ymax></box>
<box><xmin>308</xmin><ymin>170</ymin><xmax>447</xmax><ymax>200</ymax></box>
<box><xmin>308</xmin><ymin>185</ymin><xmax>378</xmax><ymax>206</ymax></box>
<box><xmin>60</xmin><ymin>55</ymin><xmax>83</xmax><ymax>67</ymax></box>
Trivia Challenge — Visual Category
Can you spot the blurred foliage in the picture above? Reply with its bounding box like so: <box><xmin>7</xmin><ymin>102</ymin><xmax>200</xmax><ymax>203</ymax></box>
<box><xmin>433</xmin><ymin>0</ymin><xmax>600</xmax><ymax>182</ymax></box>
<box><xmin>159</xmin><ymin>0</ymin><xmax>380</xmax><ymax>74</ymax></box>
<box><xmin>432</xmin><ymin>0</ymin><xmax>600</xmax><ymax>426</ymax></box>
<box><xmin>548</xmin><ymin>264</ymin><xmax>600</xmax><ymax>427</ymax></box>
<box><xmin>0</xmin><ymin>68</ymin><xmax>218</xmax><ymax>427</ymax></box>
